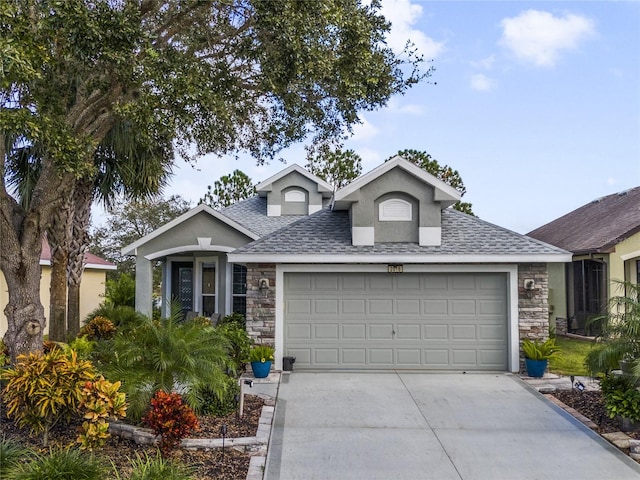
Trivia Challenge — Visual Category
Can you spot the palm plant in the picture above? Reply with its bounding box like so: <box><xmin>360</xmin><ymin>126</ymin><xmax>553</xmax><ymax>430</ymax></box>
<box><xmin>6</xmin><ymin>121</ymin><xmax>173</xmax><ymax>339</ymax></box>
<box><xmin>100</xmin><ymin>303</ymin><xmax>230</xmax><ymax>421</ymax></box>
<box><xmin>585</xmin><ymin>281</ymin><xmax>640</xmax><ymax>375</ymax></box>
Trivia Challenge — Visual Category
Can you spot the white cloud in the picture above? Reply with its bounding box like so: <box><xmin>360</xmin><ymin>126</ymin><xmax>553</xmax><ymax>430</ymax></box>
<box><xmin>470</xmin><ymin>73</ymin><xmax>495</xmax><ymax>92</ymax></box>
<box><xmin>351</xmin><ymin>116</ymin><xmax>380</xmax><ymax>142</ymax></box>
<box><xmin>387</xmin><ymin>97</ymin><xmax>425</xmax><ymax>115</ymax></box>
<box><xmin>499</xmin><ymin>10</ymin><xmax>595</xmax><ymax>67</ymax></box>
<box><xmin>380</xmin><ymin>0</ymin><xmax>445</xmax><ymax>59</ymax></box>
<box><xmin>471</xmin><ymin>55</ymin><xmax>496</xmax><ymax>70</ymax></box>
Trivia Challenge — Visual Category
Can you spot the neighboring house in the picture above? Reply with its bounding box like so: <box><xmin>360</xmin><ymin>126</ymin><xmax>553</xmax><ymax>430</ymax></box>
<box><xmin>123</xmin><ymin>157</ymin><xmax>570</xmax><ymax>372</ymax></box>
<box><xmin>0</xmin><ymin>241</ymin><xmax>116</xmax><ymax>337</ymax></box>
<box><xmin>528</xmin><ymin>187</ymin><xmax>640</xmax><ymax>335</ymax></box>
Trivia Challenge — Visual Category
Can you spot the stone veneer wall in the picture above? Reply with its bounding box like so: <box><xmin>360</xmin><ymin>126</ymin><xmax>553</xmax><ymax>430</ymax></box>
<box><xmin>245</xmin><ymin>263</ymin><xmax>276</xmax><ymax>345</ymax></box>
<box><xmin>518</xmin><ymin>263</ymin><xmax>550</xmax><ymax>371</ymax></box>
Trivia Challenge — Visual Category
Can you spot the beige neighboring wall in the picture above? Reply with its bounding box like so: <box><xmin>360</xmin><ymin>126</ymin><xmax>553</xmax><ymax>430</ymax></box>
<box><xmin>0</xmin><ymin>266</ymin><xmax>109</xmax><ymax>339</ymax></box>
<box><xmin>610</xmin><ymin>230</ymin><xmax>640</xmax><ymax>290</ymax></box>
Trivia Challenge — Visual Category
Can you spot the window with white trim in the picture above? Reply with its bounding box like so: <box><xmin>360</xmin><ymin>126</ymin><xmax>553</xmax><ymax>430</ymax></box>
<box><xmin>379</xmin><ymin>199</ymin><xmax>412</xmax><ymax>221</ymax></box>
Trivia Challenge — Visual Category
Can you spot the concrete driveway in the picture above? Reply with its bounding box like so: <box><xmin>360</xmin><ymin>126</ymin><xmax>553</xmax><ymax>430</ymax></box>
<box><xmin>265</xmin><ymin>372</ymin><xmax>640</xmax><ymax>480</ymax></box>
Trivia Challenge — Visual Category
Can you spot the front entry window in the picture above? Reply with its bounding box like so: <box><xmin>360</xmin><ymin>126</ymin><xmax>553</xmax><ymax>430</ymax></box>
<box><xmin>232</xmin><ymin>264</ymin><xmax>247</xmax><ymax>317</ymax></box>
<box><xmin>201</xmin><ymin>264</ymin><xmax>216</xmax><ymax>317</ymax></box>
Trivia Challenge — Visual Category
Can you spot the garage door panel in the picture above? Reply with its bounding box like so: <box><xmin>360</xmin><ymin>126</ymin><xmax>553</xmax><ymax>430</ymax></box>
<box><xmin>369</xmin><ymin>276</ymin><xmax>393</xmax><ymax>290</ymax></box>
<box><xmin>284</xmin><ymin>272</ymin><xmax>507</xmax><ymax>370</ymax></box>
<box><xmin>369</xmin><ymin>324</ymin><xmax>393</xmax><ymax>339</ymax></box>
<box><xmin>479</xmin><ymin>301</ymin><xmax>504</xmax><ymax>316</ymax></box>
<box><xmin>315</xmin><ymin>349</ymin><xmax>339</xmax><ymax>365</ymax></box>
<box><xmin>315</xmin><ymin>299</ymin><xmax>339</xmax><ymax>315</ymax></box>
<box><xmin>342</xmin><ymin>299</ymin><xmax>366</xmax><ymax>314</ymax></box>
<box><xmin>451</xmin><ymin>324</ymin><xmax>477</xmax><ymax>340</ymax></box>
<box><xmin>315</xmin><ymin>324</ymin><xmax>339</xmax><ymax>339</ymax></box>
<box><xmin>424</xmin><ymin>300</ymin><xmax>448</xmax><ymax>315</ymax></box>
<box><xmin>424</xmin><ymin>324</ymin><xmax>448</xmax><ymax>340</ymax></box>
<box><xmin>369</xmin><ymin>349</ymin><xmax>393</xmax><ymax>365</ymax></box>
<box><xmin>396</xmin><ymin>324</ymin><xmax>421</xmax><ymax>340</ymax></box>
<box><xmin>397</xmin><ymin>349</ymin><xmax>421</xmax><ymax>365</ymax></box>
<box><xmin>479</xmin><ymin>324</ymin><xmax>506</xmax><ymax>341</ymax></box>
<box><xmin>369</xmin><ymin>299</ymin><xmax>393</xmax><ymax>314</ymax></box>
<box><xmin>287</xmin><ymin>299</ymin><xmax>312</xmax><ymax>314</ymax></box>
<box><xmin>315</xmin><ymin>275</ymin><xmax>339</xmax><ymax>290</ymax></box>
<box><xmin>287</xmin><ymin>324</ymin><xmax>311</xmax><ymax>339</ymax></box>
<box><xmin>424</xmin><ymin>349</ymin><xmax>449</xmax><ymax>365</ymax></box>
<box><xmin>451</xmin><ymin>349</ymin><xmax>478</xmax><ymax>365</ymax></box>
<box><xmin>342</xmin><ymin>349</ymin><xmax>367</xmax><ymax>364</ymax></box>
<box><xmin>342</xmin><ymin>324</ymin><xmax>366</xmax><ymax>339</ymax></box>
<box><xmin>396</xmin><ymin>299</ymin><xmax>420</xmax><ymax>314</ymax></box>
<box><xmin>450</xmin><ymin>299</ymin><xmax>477</xmax><ymax>315</ymax></box>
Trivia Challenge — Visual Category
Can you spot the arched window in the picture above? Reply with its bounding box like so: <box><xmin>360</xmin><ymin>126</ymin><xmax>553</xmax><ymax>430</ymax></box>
<box><xmin>379</xmin><ymin>199</ymin><xmax>412</xmax><ymax>221</ymax></box>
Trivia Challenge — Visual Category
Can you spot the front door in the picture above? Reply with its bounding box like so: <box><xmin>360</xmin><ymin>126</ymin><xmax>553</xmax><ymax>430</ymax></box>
<box><xmin>171</xmin><ymin>262</ymin><xmax>194</xmax><ymax>317</ymax></box>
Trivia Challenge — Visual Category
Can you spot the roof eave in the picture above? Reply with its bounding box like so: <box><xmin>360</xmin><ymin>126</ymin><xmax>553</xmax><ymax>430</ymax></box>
<box><xmin>228</xmin><ymin>252</ymin><xmax>573</xmax><ymax>264</ymax></box>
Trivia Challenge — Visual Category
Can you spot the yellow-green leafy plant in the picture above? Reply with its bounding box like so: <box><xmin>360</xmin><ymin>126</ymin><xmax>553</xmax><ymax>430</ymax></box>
<box><xmin>1</xmin><ymin>348</ymin><xmax>125</xmax><ymax>450</ymax></box>
<box><xmin>1</xmin><ymin>349</ymin><xmax>96</xmax><ymax>446</ymax></box>
<box><xmin>77</xmin><ymin>376</ymin><xmax>127</xmax><ymax>450</ymax></box>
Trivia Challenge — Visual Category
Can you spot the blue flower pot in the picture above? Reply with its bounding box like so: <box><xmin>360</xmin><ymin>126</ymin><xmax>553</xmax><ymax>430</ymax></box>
<box><xmin>525</xmin><ymin>358</ymin><xmax>548</xmax><ymax>378</ymax></box>
<box><xmin>251</xmin><ymin>360</ymin><xmax>272</xmax><ymax>378</ymax></box>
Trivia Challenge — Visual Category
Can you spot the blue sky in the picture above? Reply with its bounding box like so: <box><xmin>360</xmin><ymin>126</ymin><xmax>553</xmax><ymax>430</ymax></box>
<box><xmin>164</xmin><ymin>0</ymin><xmax>640</xmax><ymax>235</ymax></box>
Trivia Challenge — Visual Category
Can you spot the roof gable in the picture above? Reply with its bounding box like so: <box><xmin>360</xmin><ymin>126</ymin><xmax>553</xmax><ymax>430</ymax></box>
<box><xmin>255</xmin><ymin>164</ymin><xmax>333</xmax><ymax>196</ymax></box>
<box><xmin>121</xmin><ymin>203</ymin><xmax>259</xmax><ymax>255</ymax></box>
<box><xmin>528</xmin><ymin>186</ymin><xmax>640</xmax><ymax>253</ymax></box>
<box><xmin>333</xmin><ymin>156</ymin><xmax>461</xmax><ymax>210</ymax></box>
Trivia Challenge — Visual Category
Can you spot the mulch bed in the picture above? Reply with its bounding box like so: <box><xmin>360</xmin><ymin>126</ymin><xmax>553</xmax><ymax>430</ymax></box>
<box><xmin>1</xmin><ymin>395</ymin><xmax>265</xmax><ymax>480</ymax></box>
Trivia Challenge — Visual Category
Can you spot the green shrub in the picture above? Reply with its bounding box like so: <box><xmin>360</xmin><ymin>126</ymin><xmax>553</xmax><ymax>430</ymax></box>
<box><xmin>218</xmin><ymin>313</ymin><xmax>246</xmax><ymax>328</ymax></box>
<box><xmin>216</xmin><ymin>322</ymin><xmax>252</xmax><ymax>375</ymax></box>
<box><xmin>249</xmin><ymin>345</ymin><xmax>275</xmax><ymax>363</ymax></box>
<box><xmin>84</xmin><ymin>304</ymin><xmax>143</xmax><ymax>330</ymax></box>
<box><xmin>100</xmin><ymin>306</ymin><xmax>228</xmax><ymax>421</ymax></box>
<box><xmin>143</xmin><ymin>391</ymin><xmax>199</xmax><ymax>457</ymax></box>
<box><xmin>605</xmin><ymin>387</ymin><xmax>640</xmax><ymax>422</ymax></box>
<box><xmin>586</xmin><ymin>281</ymin><xmax>640</xmax><ymax>375</ymax></box>
<box><xmin>198</xmin><ymin>375</ymin><xmax>240</xmax><ymax>416</ymax></box>
<box><xmin>8</xmin><ymin>447</ymin><xmax>107</xmax><ymax>480</ymax></box>
<box><xmin>118</xmin><ymin>453</ymin><xmax>194</xmax><ymax>480</ymax></box>
<box><xmin>1</xmin><ymin>438</ymin><xmax>33</xmax><ymax>478</ymax></box>
<box><xmin>105</xmin><ymin>273</ymin><xmax>136</xmax><ymax>308</ymax></box>
<box><xmin>65</xmin><ymin>336</ymin><xmax>96</xmax><ymax>359</ymax></box>
<box><xmin>522</xmin><ymin>338</ymin><xmax>560</xmax><ymax>361</ymax></box>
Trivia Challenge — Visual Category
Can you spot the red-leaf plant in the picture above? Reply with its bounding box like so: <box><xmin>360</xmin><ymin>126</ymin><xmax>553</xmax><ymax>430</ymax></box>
<box><xmin>142</xmin><ymin>390</ymin><xmax>200</xmax><ymax>456</ymax></box>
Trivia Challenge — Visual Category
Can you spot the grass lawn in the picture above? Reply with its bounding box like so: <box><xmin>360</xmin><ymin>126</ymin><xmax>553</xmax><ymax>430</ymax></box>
<box><xmin>548</xmin><ymin>336</ymin><xmax>597</xmax><ymax>376</ymax></box>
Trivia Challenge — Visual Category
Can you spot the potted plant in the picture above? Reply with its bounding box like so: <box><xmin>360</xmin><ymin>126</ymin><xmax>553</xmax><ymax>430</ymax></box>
<box><xmin>522</xmin><ymin>338</ymin><xmax>560</xmax><ymax>378</ymax></box>
<box><xmin>250</xmin><ymin>345</ymin><xmax>275</xmax><ymax>378</ymax></box>
<box><xmin>601</xmin><ymin>373</ymin><xmax>640</xmax><ymax>431</ymax></box>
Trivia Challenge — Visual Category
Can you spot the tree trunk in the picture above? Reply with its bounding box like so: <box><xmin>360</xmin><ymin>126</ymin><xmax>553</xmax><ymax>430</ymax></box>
<box><xmin>2</xmin><ymin>250</ymin><xmax>46</xmax><ymax>364</ymax></box>
<box><xmin>67</xmin><ymin>179</ymin><xmax>93</xmax><ymax>336</ymax></box>
<box><xmin>1</xmin><ymin>150</ymin><xmax>71</xmax><ymax>363</ymax></box>
<box><xmin>47</xmin><ymin>191</ymin><xmax>73</xmax><ymax>342</ymax></box>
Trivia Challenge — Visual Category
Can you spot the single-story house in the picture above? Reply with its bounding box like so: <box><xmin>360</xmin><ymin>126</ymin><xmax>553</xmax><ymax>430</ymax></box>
<box><xmin>527</xmin><ymin>186</ymin><xmax>640</xmax><ymax>335</ymax></box>
<box><xmin>0</xmin><ymin>241</ymin><xmax>116</xmax><ymax>337</ymax></box>
<box><xmin>123</xmin><ymin>157</ymin><xmax>571</xmax><ymax>372</ymax></box>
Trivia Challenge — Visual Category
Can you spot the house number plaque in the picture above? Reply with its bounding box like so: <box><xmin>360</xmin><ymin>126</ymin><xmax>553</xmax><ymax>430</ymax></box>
<box><xmin>388</xmin><ymin>264</ymin><xmax>403</xmax><ymax>273</ymax></box>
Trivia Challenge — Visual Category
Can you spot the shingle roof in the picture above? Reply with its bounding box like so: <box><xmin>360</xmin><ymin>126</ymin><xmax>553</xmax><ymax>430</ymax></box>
<box><xmin>220</xmin><ymin>196</ymin><xmax>309</xmax><ymax>236</ymax></box>
<box><xmin>231</xmin><ymin>208</ymin><xmax>568</xmax><ymax>257</ymax></box>
<box><xmin>527</xmin><ymin>187</ymin><xmax>640</xmax><ymax>254</ymax></box>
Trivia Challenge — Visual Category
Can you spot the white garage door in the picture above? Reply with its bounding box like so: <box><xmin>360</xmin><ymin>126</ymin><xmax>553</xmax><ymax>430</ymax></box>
<box><xmin>283</xmin><ymin>272</ymin><xmax>508</xmax><ymax>370</ymax></box>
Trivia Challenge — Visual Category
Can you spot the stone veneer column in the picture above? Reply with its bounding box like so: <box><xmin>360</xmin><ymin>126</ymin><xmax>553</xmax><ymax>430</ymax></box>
<box><xmin>518</xmin><ymin>263</ymin><xmax>550</xmax><ymax>371</ymax></box>
<box><xmin>245</xmin><ymin>263</ymin><xmax>276</xmax><ymax>346</ymax></box>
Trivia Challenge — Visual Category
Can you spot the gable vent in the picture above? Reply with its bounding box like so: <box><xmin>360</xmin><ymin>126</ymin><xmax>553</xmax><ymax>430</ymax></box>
<box><xmin>379</xmin><ymin>199</ymin><xmax>412</xmax><ymax>221</ymax></box>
